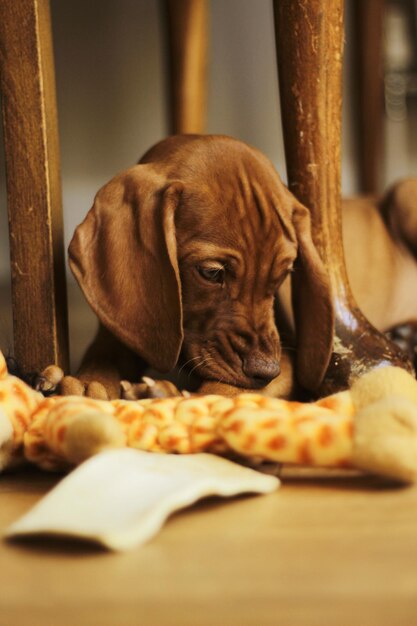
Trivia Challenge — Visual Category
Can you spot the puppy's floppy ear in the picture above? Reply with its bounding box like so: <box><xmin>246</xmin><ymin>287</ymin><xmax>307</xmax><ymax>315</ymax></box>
<box><xmin>290</xmin><ymin>198</ymin><xmax>335</xmax><ymax>392</ymax></box>
<box><xmin>69</xmin><ymin>165</ymin><xmax>183</xmax><ymax>372</ymax></box>
<box><xmin>276</xmin><ymin>184</ymin><xmax>334</xmax><ymax>392</ymax></box>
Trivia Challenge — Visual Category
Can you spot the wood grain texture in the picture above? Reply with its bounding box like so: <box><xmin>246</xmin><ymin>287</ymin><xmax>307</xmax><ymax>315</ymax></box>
<box><xmin>0</xmin><ymin>0</ymin><xmax>69</xmax><ymax>373</ymax></box>
<box><xmin>352</xmin><ymin>0</ymin><xmax>385</xmax><ymax>194</ymax></box>
<box><xmin>0</xmin><ymin>467</ymin><xmax>417</xmax><ymax>625</ymax></box>
<box><xmin>164</xmin><ymin>0</ymin><xmax>208</xmax><ymax>134</ymax></box>
<box><xmin>274</xmin><ymin>0</ymin><xmax>411</xmax><ymax>394</ymax></box>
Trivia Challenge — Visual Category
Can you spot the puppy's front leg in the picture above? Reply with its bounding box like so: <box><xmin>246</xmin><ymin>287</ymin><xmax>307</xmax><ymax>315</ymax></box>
<box><xmin>63</xmin><ymin>324</ymin><xmax>145</xmax><ymax>399</ymax></box>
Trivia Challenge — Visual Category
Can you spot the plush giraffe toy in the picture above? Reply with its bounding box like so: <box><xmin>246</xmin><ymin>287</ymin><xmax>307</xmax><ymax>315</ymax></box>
<box><xmin>1</xmin><ymin>349</ymin><xmax>417</xmax><ymax>482</ymax></box>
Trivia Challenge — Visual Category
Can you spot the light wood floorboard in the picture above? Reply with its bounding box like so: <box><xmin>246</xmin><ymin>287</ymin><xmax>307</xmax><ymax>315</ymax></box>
<box><xmin>0</xmin><ymin>282</ymin><xmax>417</xmax><ymax>625</ymax></box>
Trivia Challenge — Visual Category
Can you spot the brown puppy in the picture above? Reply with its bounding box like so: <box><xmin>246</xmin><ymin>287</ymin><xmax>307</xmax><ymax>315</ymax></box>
<box><xmin>61</xmin><ymin>135</ymin><xmax>417</xmax><ymax>400</ymax></box>
<box><xmin>64</xmin><ymin>135</ymin><xmax>333</xmax><ymax>399</ymax></box>
<box><xmin>343</xmin><ymin>183</ymin><xmax>417</xmax><ymax>332</ymax></box>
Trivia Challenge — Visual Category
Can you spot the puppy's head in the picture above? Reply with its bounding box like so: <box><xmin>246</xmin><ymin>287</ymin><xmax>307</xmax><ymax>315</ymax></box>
<box><xmin>69</xmin><ymin>135</ymin><xmax>333</xmax><ymax>392</ymax></box>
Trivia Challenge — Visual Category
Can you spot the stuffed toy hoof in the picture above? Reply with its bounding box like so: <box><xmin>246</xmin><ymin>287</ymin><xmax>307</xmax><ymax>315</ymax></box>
<box><xmin>353</xmin><ymin>396</ymin><xmax>417</xmax><ymax>482</ymax></box>
<box><xmin>60</xmin><ymin>411</ymin><xmax>125</xmax><ymax>467</ymax></box>
<box><xmin>351</xmin><ymin>366</ymin><xmax>417</xmax><ymax>410</ymax></box>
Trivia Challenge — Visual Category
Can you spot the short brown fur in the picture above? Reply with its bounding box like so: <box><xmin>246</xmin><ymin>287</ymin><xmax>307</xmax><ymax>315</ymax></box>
<box><xmin>63</xmin><ymin>136</ymin><xmax>417</xmax><ymax>400</ymax></box>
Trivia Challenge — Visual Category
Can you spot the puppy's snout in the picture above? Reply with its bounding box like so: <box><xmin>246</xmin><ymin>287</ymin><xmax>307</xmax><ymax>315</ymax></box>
<box><xmin>242</xmin><ymin>354</ymin><xmax>281</xmax><ymax>387</ymax></box>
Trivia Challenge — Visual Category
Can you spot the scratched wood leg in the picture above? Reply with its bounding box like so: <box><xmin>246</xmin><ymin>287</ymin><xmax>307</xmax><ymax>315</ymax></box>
<box><xmin>273</xmin><ymin>0</ymin><xmax>412</xmax><ymax>394</ymax></box>
<box><xmin>0</xmin><ymin>0</ymin><xmax>69</xmax><ymax>373</ymax></box>
<box><xmin>164</xmin><ymin>0</ymin><xmax>208</xmax><ymax>134</ymax></box>
<box><xmin>352</xmin><ymin>0</ymin><xmax>385</xmax><ymax>194</ymax></box>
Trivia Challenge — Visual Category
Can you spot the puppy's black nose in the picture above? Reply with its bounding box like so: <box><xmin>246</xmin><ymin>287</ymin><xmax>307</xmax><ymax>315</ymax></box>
<box><xmin>242</xmin><ymin>355</ymin><xmax>281</xmax><ymax>387</ymax></box>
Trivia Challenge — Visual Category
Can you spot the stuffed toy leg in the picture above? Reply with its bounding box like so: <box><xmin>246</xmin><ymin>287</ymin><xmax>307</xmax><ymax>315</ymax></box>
<box><xmin>1</xmin><ymin>350</ymin><xmax>417</xmax><ymax>482</ymax></box>
<box><xmin>0</xmin><ymin>352</ymin><xmax>42</xmax><ymax>469</ymax></box>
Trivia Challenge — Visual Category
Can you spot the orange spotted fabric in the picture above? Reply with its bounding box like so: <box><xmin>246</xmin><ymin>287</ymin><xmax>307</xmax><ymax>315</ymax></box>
<box><xmin>218</xmin><ymin>393</ymin><xmax>355</xmax><ymax>467</ymax></box>
<box><xmin>23</xmin><ymin>390</ymin><xmax>355</xmax><ymax>471</ymax></box>
<box><xmin>0</xmin><ymin>352</ymin><xmax>43</xmax><ymax>465</ymax></box>
<box><xmin>0</xmin><ymin>350</ymin><xmax>356</xmax><ymax>472</ymax></box>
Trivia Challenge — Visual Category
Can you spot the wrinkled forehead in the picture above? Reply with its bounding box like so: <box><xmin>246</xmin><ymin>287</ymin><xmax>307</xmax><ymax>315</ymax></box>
<box><xmin>177</xmin><ymin>151</ymin><xmax>291</xmax><ymax>234</ymax></box>
<box><xmin>178</xmin><ymin>186</ymin><xmax>282</xmax><ymax>240</ymax></box>
<box><xmin>175</xmin><ymin>140</ymin><xmax>287</xmax><ymax>205</ymax></box>
<box><xmin>175</xmin><ymin>183</ymin><xmax>297</xmax><ymax>272</ymax></box>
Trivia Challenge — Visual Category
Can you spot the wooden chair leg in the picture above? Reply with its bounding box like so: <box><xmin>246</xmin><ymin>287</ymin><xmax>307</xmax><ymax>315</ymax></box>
<box><xmin>0</xmin><ymin>0</ymin><xmax>69</xmax><ymax>373</ymax></box>
<box><xmin>273</xmin><ymin>0</ymin><xmax>411</xmax><ymax>394</ymax></box>
<box><xmin>164</xmin><ymin>0</ymin><xmax>208</xmax><ymax>134</ymax></box>
<box><xmin>352</xmin><ymin>0</ymin><xmax>385</xmax><ymax>194</ymax></box>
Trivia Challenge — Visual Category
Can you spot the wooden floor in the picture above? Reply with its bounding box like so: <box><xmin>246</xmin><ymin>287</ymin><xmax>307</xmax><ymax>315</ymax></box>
<box><xmin>0</xmin><ymin>468</ymin><xmax>417</xmax><ymax>626</ymax></box>
<box><xmin>1</xmin><ymin>283</ymin><xmax>417</xmax><ymax>625</ymax></box>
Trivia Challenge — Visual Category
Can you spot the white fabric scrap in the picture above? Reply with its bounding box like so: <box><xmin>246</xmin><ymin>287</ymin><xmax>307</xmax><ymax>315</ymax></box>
<box><xmin>5</xmin><ymin>449</ymin><xmax>279</xmax><ymax>551</ymax></box>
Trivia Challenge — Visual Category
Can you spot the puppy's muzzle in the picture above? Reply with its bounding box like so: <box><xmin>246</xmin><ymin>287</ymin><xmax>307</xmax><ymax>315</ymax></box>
<box><xmin>242</xmin><ymin>353</ymin><xmax>281</xmax><ymax>388</ymax></box>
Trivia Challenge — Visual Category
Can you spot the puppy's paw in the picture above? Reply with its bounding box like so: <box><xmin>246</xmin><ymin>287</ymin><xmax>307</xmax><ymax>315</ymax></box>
<box><xmin>85</xmin><ymin>381</ymin><xmax>110</xmax><ymax>400</ymax></box>
<box><xmin>121</xmin><ymin>377</ymin><xmax>186</xmax><ymax>400</ymax></box>
<box><xmin>60</xmin><ymin>376</ymin><xmax>110</xmax><ymax>400</ymax></box>
<box><xmin>60</xmin><ymin>375</ymin><xmax>86</xmax><ymax>397</ymax></box>
<box><xmin>33</xmin><ymin>365</ymin><xmax>65</xmax><ymax>395</ymax></box>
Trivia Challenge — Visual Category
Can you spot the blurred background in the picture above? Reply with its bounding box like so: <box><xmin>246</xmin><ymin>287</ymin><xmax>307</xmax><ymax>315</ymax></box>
<box><xmin>1</xmin><ymin>0</ymin><xmax>417</xmax><ymax>365</ymax></box>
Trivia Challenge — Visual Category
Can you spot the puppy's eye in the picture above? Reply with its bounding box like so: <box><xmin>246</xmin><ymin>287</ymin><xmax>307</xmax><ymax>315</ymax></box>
<box><xmin>198</xmin><ymin>265</ymin><xmax>225</xmax><ymax>284</ymax></box>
